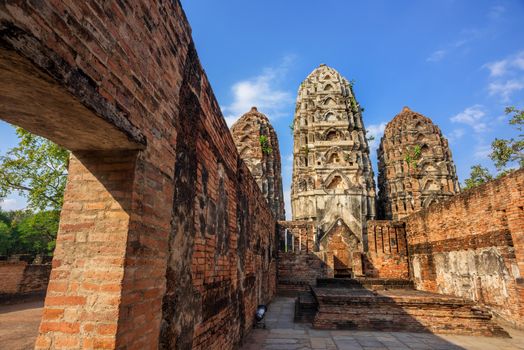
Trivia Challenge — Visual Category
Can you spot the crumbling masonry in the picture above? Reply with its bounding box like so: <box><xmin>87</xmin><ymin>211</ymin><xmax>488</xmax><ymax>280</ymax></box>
<box><xmin>378</xmin><ymin>107</ymin><xmax>460</xmax><ymax>220</ymax></box>
<box><xmin>231</xmin><ymin>107</ymin><xmax>285</xmax><ymax>221</ymax></box>
<box><xmin>0</xmin><ymin>1</ymin><xmax>522</xmax><ymax>349</ymax></box>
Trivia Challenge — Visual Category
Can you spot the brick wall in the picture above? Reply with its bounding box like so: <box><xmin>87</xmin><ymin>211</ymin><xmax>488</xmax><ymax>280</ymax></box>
<box><xmin>405</xmin><ymin>169</ymin><xmax>524</xmax><ymax>327</ymax></box>
<box><xmin>365</xmin><ymin>220</ymin><xmax>409</xmax><ymax>279</ymax></box>
<box><xmin>0</xmin><ymin>261</ymin><xmax>51</xmax><ymax>295</ymax></box>
<box><xmin>0</xmin><ymin>1</ymin><xmax>277</xmax><ymax>349</ymax></box>
<box><xmin>276</xmin><ymin>222</ymin><xmax>330</xmax><ymax>295</ymax></box>
<box><xmin>277</xmin><ymin>253</ymin><xmax>329</xmax><ymax>295</ymax></box>
<box><xmin>278</xmin><ymin>221</ymin><xmax>316</xmax><ymax>253</ymax></box>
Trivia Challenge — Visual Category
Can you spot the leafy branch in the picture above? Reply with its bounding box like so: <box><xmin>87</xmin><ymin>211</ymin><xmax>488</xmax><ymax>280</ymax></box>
<box><xmin>259</xmin><ymin>135</ymin><xmax>272</xmax><ymax>155</ymax></box>
<box><xmin>0</xmin><ymin>127</ymin><xmax>69</xmax><ymax>211</ymax></box>
<box><xmin>404</xmin><ymin>145</ymin><xmax>422</xmax><ymax>169</ymax></box>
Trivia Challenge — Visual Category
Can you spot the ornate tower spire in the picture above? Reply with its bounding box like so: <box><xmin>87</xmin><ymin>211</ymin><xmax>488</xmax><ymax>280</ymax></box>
<box><xmin>231</xmin><ymin>107</ymin><xmax>285</xmax><ymax>220</ymax></box>
<box><xmin>291</xmin><ymin>64</ymin><xmax>376</xmax><ymax>242</ymax></box>
<box><xmin>377</xmin><ymin>107</ymin><xmax>460</xmax><ymax>220</ymax></box>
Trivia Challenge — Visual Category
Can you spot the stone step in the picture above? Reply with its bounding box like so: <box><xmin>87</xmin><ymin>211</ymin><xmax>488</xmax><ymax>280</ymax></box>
<box><xmin>334</xmin><ymin>268</ymin><xmax>353</xmax><ymax>278</ymax></box>
<box><xmin>317</xmin><ymin>277</ymin><xmax>414</xmax><ymax>290</ymax></box>
<box><xmin>294</xmin><ymin>292</ymin><xmax>318</xmax><ymax>323</ymax></box>
<box><xmin>311</xmin><ymin>287</ymin><xmax>509</xmax><ymax>337</ymax></box>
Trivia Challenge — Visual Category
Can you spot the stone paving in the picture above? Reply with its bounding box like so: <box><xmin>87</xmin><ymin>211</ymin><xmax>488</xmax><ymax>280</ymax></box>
<box><xmin>241</xmin><ymin>297</ymin><xmax>524</xmax><ymax>350</ymax></box>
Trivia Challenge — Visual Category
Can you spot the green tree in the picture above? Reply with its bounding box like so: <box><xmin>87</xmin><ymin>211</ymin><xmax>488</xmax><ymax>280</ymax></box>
<box><xmin>0</xmin><ymin>127</ymin><xmax>69</xmax><ymax>211</ymax></box>
<box><xmin>15</xmin><ymin>210</ymin><xmax>59</xmax><ymax>256</ymax></box>
<box><xmin>463</xmin><ymin>165</ymin><xmax>493</xmax><ymax>189</ymax></box>
<box><xmin>0</xmin><ymin>220</ymin><xmax>13</xmax><ymax>256</ymax></box>
<box><xmin>489</xmin><ymin>107</ymin><xmax>524</xmax><ymax>171</ymax></box>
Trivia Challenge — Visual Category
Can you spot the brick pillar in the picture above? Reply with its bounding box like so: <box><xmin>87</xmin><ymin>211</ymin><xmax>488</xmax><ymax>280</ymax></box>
<box><xmin>352</xmin><ymin>252</ymin><xmax>364</xmax><ymax>276</ymax></box>
<box><xmin>36</xmin><ymin>151</ymin><xmax>138</xmax><ymax>349</ymax></box>
<box><xmin>506</xmin><ymin>172</ymin><xmax>524</xmax><ymax>325</ymax></box>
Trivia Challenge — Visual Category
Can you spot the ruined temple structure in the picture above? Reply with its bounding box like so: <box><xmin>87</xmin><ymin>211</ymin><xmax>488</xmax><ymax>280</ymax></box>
<box><xmin>377</xmin><ymin>107</ymin><xmax>460</xmax><ymax>220</ymax></box>
<box><xmin>290</xmin><ymin>64</ymin><xmax>376</xmax><ymax>276</ymax></box>
<box><xmin>1</xmin><ymin>1</ymin><xmax>524</xmax><ymax>349</ymax></box>
<box><xmin>230</xmin><ymin>107</ymin><xmax>285</xmax><ymax>220</ymax></box>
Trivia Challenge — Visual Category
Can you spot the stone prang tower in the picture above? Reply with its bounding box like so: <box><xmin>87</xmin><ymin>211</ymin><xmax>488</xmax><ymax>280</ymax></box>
<box><xmin>231</xmin><ymin>107</ymin><xmax>286</xmax><ymax>220</ymax></box>
<box><xmin>291</xmin><ymin>64</ymin><xmax>376</xmax><ymax>249</ymax></box>
<box><xmin>377</xmin><ymin>107</ymin><xmax>460</xmax><ymax>220</ymax></box>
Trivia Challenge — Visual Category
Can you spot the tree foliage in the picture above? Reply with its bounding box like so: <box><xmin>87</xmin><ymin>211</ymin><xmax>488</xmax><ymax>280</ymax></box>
<box><xmin>0</xmin><ymin>208</ymin><xmax>59</xmax><ymax>257</ymax></box>
<box><xmin>463</xmin><ymin>165</ymin><xmax>493</xmax><ymax>190</ymax></box>
<box><xmin>0</xmin><ymin>127</ymin><xmax>69</xmax><ymax>211</ymax></box>
<box><xmin>259</xmin><ymin>135</ymin><xmax>272</xmax><ymax>155</ymax></box>
<box><xmin>489</xmin><ymin>107</ymin><xmax>524</xmax><ymax>171</ymax></box>
<box><xmin>463</xmin><ymin>106</ymin><xmax>523</xmax><ymax>189</ymax></box>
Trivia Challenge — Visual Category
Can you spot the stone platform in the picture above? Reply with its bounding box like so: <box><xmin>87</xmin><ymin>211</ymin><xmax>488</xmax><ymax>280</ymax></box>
<box><xmin>310</xmin><ymin>282</ymin><xmax>509</xmax><ymax>337</ymax></box>
<box><xmin>317</xmin><ymin>277</ymin><xmax>414</xmax><ymax>290</ymax></box>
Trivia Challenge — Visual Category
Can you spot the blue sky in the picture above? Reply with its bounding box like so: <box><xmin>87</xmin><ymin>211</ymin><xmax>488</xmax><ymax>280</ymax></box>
<box><xmin>1</xmin><ymin>1</ymin><xmax>524</xmax><ymax>218</ymax></box>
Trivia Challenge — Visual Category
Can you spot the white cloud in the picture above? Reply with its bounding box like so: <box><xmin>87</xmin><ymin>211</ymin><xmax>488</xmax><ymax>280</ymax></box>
<box><xmin>450</xmin><ymin>105</ymin><xmax>487</xmax><ymax>133</ymax></box>
<box><xmin>366</xmin><ymin>122</ymin><xmax>387</xmax><ymax>154</ymax></box>
<box><xmin>426</xmin><ymin>50</ymin><xmax>447</xmax><ymax>63</ymax></box>
<box><xmin>474</xmin><ymin>144</ymin><xmax>492</xmax><ymax>160</ymax></box>
<box><xmin>222</xmin><ymin>56</ymin><xmax>296</xmax><ymax>126</ymax></box>
<box><xmin>484</xmin><ymin>60</ymin><xmax>509</xmax><ymax>78</ymax></box>
<box><xmin>446</xmin><ymin>128</ymin><xmax>465</xmax><ymax>143</ymax></box>
<box><xmin>488</xmin><ymin>80</ymin><xmax>524</xmax><ymax>102</ymax></box>
<box><xmin>426</xmin><ymin>31</ymin><xmax>480</xmax><ymax>63</ymax></box>
<box><xmin>483</xmin><ymin>51</ymin><xmax>524</xmax><ymax>102</ymax></box>
<box><xmin>0</xmin><ymin>197</ymin><xmax>26</xmax><ymax>211</ymax></box>
<box><xmin>483</xmin><ymin>51</ymin><xmax>524</xmax><ymax>77</ymax></box>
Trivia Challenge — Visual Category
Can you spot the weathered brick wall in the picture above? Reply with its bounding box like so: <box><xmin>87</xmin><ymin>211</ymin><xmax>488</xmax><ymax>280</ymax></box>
<box><xmin>0</xmin><ymin>1</ymin><xmax>277</xmax><ymax>349</ymax></box>
<box><xmin>365</xmin><ymin>220</ymin><xmax>409</xmax><ymax>279</ymax></box>
<box><xmin>277</xmin><ymin>253</ymin><xmax>329</xmax><ymax>295</ymax></box>
<box><xmin>405</xmin><ymin>169</ymin><xmax>524</xmax><ymax>327</ymax></box>
<box><xmin>276</xmin><ymin>222</ymin><xmax>330</xmax><ymax>295</ymax></box>
<box><xmin>278</xmin><ymin>221</ymin><xmax>316</xmax><ymax>253</ymax></box>
<box><xmin>0</xmin><ymin>261</ymin><xmax>51</xmax><ymax>295</ymax></box>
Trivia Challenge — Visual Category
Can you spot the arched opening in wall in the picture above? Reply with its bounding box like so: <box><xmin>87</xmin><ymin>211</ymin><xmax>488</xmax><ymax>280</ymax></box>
<box><xmin>421</xmin><ymin>144</ymin><xmax>431</xmax><ymax>157</ymax></box>
<box><xmin>326</xmin><ymin>130</ymin><xmax>339</xmax><ymax>141</ymax></box>
<box><xmin>324</xmin><ymin>84</ymin><xmax>333</xmax><ymax>91</ymax></box>
<box><xmin>240</xmin><ymin>135</ymin><xmax>251</xmax><ymax>143</ymax></box>
<box><xmin>325</xmin><ymin>112</ymin><xmax>337</xmax><ymax>122</ymax></box>
<box><xmin>0</xmin><ymin>45</ymin><xmax>145</xmax><ymax>346</ymax></box>
<box><xmin>328</xmin><ymin>152</ymin><xmax>341</xmax><ymax>164</ymax></box>
<box><xmin>325</xmin><ymin>172</ymin><xmax>348</xmax><ymax>190</ymax></box>
<box><xmin>0</xmin><ymin>119</ymin><xmax>66</xmax><ymax>271</ymax></box>
<box><xmin>326</xmin><ymin>176</ymin><xmax>343</xmax><ymax>189</ymax></box>
<box><xmin>324</xmin><ymin>97</ymin><xmax>336</xmax><ymax>107</ymax></box>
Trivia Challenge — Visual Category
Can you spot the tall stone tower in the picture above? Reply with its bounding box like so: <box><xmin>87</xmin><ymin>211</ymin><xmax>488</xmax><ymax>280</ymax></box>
<box><xmin>291</xmin><ymin>64</ymin><xmax>376</xmax><ymax>255</ymax></box>
<box><xmin>231</xmin><ymin>107</ymin><xmax>286</xmax><ymax>220</ymax></box>
<box><xmin>377</xmin><ymin>107</ymin><xmax>460</xmax><ymax>220</ymax></box>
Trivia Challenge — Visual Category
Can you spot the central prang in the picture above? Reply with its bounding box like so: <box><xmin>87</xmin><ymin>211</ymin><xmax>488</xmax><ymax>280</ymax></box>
<box><xmin>290</xmin><ymin>64</ymin><xmax>376</xmax><ymax>276</ymax></box>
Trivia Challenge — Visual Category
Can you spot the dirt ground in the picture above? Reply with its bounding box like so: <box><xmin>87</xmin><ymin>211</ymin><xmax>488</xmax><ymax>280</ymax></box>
<box><xmin>0</xmin><ymin>299</ymin><xmax>44</xmax><ymax>350</ymax></box>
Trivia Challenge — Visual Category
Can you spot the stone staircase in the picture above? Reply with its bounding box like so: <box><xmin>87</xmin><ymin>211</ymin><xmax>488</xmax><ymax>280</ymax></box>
<box><xmin>317</xmin><ymin>277</ymin><xmax>414</xmax><ymax>290</ymax></box>
<box><xmin>295</xmin><ymin>277</ymin><xmax>509</xmax><ymax>337</ymax></box>
<box><xmin>334</xmin><ymin>267</ymin><xmax>353</xmax><ymax>278</ymax></box>
<box><xmin>294</xmin><ymin>292</ymin><xmax>317</xmax><ymax>323</ymax></box>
